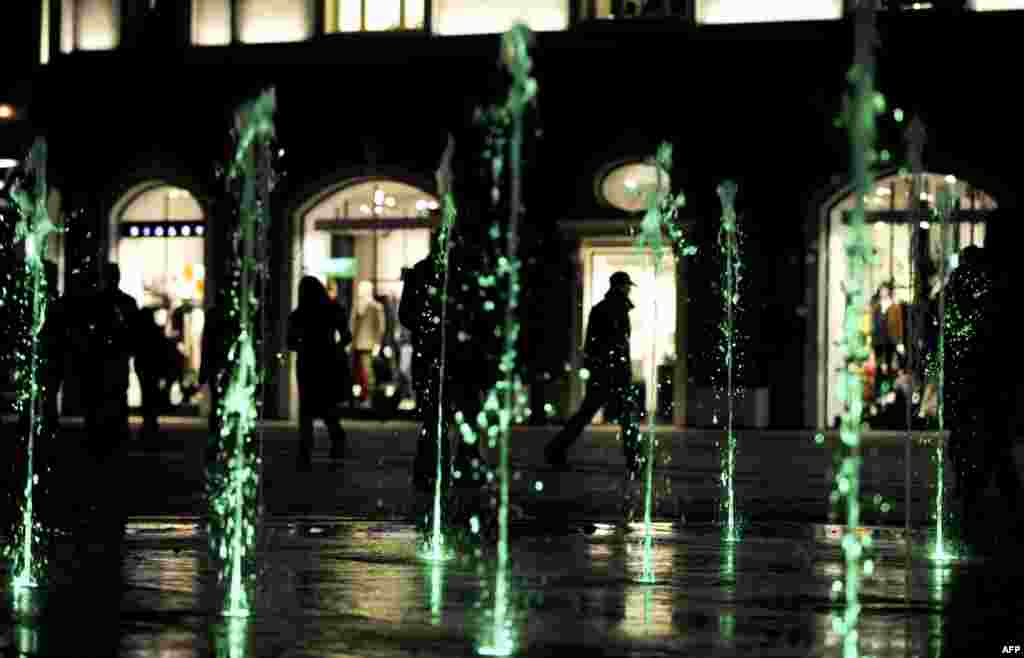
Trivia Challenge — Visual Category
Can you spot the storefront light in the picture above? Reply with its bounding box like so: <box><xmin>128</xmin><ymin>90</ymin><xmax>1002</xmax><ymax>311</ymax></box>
<box><xmin>130</xmin><ymin>226</ymin><xmax>140</xmax><ymax>237</ymax></box>
<box><xmin>182</xmin><ymin>226</ymin><xmax>191</xmax><ymax>236</ymax></box>
<box><xmin>427</xmin><ymin>200</ymin><xmax>440</xmax><ymax>210</ymax></box>
<box><xmin>415</xmin><ymin>199</ymin><xmax>428</xmax><ymax>211</ymax></box>
<box><xmin>944</xmin><ymin>174</ymin><xmax>957</xmax><ymax>184</ymax></box>
<box><xmin>168</xmin><ymin>227</ymin><xmax>178</xmax><ymax>237</ymax></box>
<box><xmin>920</xmin><ymin>221</ymin><xmax>931</xmax><ymax>229</ymax></box>
<box><xmin>155</xmin><ymin>227</ymin><xmax>165</xmax><ymax>237</ymax></box>
<box><xmin>143</xmin><ymin>227</ymin><xmax>152</xmax><ymax>236</ymax></box>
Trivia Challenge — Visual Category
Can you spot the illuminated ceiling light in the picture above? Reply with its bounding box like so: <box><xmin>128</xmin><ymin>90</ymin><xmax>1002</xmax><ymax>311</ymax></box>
<box><xmin>360</xmin><ymin>204</ymin><xmax>372</xmax><ymax>215</ymax></box>
<box><xmin>0</xmin><ymin>158</ymin><xmax>18</xmax><ymax>168</ymax></box>
<box><xmin>155</xmin><ymin>227</ymin><xmax>165</xmax><ymax>237</ymax></box>
<box><xmin>182</xmin><ymin>225</ymin><xmax>191</xmax><ymax>236</ymax></box>
<box><xmin>168</xmin><ymin>227</ymin><xmax>177</xmax><ymax>237</ymax></box>
<box><xmin>944</xmin><ymin>174</ymin><xmax>957</xmax><ymax>184</ymax></box>
<box><xmin>129</xmin><ymin>226</ymin><xmax>140</xmax><ymax>237</ymax></box>
<box><xmin>196</xmin><ymin>225</ymin><xmax>205</xmax><ymax>236</ymax></box>
<box><xmin>385</xmin><ymin>196</ymin><xmax>396</xmax><ymax>208</ymax></box>
<box><xmin>0</xmin><ymin>104</ymin><xmax>15</xmax><ymax>120</ymax></box>
<box><xmin>143</xmin><ymin>227</ymin><xmax>152</xmax><ymax>236</ymax></box>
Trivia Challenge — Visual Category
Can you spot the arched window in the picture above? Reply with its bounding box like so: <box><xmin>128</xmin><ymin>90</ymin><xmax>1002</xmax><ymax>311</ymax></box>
<box><xmin>295</xmin><ymin>177</ymin><xmax>438</xmax><ymax>415</ymax></box>
<box><xmin>113</xmin><ymin>183</ymin><xmax>207</xmax><ymax>411</ymax></box>
<box><xmin>822</xmin><ymin>171</ymin><xmax>996</xmax><ymax>428</ymax></box>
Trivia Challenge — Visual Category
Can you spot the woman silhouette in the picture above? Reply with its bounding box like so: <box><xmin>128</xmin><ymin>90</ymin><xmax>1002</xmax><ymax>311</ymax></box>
<box><xmin>288</xmin><ymin>276</ymin><xmax>351</xmax><ymax>471</ymax></box>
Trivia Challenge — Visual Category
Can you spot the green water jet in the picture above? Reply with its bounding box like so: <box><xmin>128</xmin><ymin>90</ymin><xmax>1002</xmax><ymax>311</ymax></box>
<box><xmin>4</xmin><ymin>139</ymin><xmax>58</xmax><ymax>590</ymax></box>
<box><xmin>474</xmin><ymin>23</ymin><xmax>536</xmax><ymax>657</ymax></box>
<box><xmin>209</xmin><ymin>88</ymin><xmax>276</xmax><ymax>617</ymax></box>
<box><xmin>631</xmin><ymin>142</ymin><xmax>694</xmax><ymax>583</ymax></box>
<box><xmin>834</xmin><ymin>5</ymin><xmax>884</xmax><ymax>657</ymax></box>
<box><xmin>716</xmin><ymin>180</ymin><xmax>741</xmax><ymax>543</ymax></box>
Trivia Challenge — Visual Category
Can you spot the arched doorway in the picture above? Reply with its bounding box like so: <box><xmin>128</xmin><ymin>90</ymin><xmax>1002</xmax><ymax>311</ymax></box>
<box><xmin>110</xmin><ymin>182</ymin><xmax>208</xmax><ymax>414</ymax></box>
<box><xmin>819</xmin><ymin>171</ymin><xmax>997</xmax><ymax>428</ymax></box>
<box><xmin>292</xmin><ymin>176</ymin><xmax>439</xmax><ymax>418</ymax></box>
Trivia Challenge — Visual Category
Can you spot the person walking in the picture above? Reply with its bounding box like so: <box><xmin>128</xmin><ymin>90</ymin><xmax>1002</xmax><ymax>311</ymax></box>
<box><xmin>544</xmin><ymin>271</ymin><xmax>643</xmax><ymax>482</ymax></box>
<box><xmin>288</xmin><ymin>276</ymin><xmax>351</xmax><ymax>471</ymax></box>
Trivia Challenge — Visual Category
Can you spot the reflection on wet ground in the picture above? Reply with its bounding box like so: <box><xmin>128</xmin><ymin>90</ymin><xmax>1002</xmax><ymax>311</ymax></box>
<box><xmin>2</xmin><ymin>518</ymin><xmax>1022</xmax><ymax>657</ymax></box>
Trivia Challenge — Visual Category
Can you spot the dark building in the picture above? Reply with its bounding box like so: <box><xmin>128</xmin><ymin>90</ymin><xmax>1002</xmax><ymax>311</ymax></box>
<box><xmin>2</xmin><ymin>1</ymin><xmax>1021</xmax><ymax>429</ymax></box>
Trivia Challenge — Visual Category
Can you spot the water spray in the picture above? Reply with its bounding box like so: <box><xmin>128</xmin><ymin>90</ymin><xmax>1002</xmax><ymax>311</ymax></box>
<box><xmin>4</xmin><ymin>139</ymin><xmax>58</xmax><ymax>590</ymax></box>
<box><xmin>834</xmin><ymin>5</ymin><xmax>884</xmax><ymax>657</ymax></box>
<box><xmin>208</xmin><ymin>88</ymin><xmax>276</xmax><ymax>617</ymax></box>
<box><xmin>716</xmin><ymin>180</ymin><xmax>741</xmax><ymax>543</ymax></box>
<box><xmin>631</xmin><ymin>142</ymin><xmax>694</xmax><ymax>583</ymax></box>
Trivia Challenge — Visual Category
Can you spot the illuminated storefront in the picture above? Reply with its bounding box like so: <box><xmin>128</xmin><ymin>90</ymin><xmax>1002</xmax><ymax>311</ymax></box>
<box><xmin>820</xmin><ymin>172</ymin><xmax>996</xmax><ymax>427</ymax></box>
<box><xmin>111</xmin><ymin>183</ymin><xmax>207</xmax><ymax>413</ymax></box>
<box><xmin>293</xmin><ymin>177</ymin><xmax>439</xmax><ymax>418</ymax></box>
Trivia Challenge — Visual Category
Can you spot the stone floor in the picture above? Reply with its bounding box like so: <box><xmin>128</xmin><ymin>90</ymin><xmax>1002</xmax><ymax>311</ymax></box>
<box><xmin>2</xmin><ymin>419</ymin><xmax>1023</xmax><ymax>656</ymax></box>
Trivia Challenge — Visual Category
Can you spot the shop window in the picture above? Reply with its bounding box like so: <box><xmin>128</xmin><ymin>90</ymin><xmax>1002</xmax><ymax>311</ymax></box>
<box><xmin>60</xmin><ymin>0</ymin><xmax>119</xmax><ymax>52</ymax></box>
<box><xmin>697</xmin><ymin>0</ymin><xmax>842</xmax><ymax>23</ymax></box>
<box><xmin>114</xmin><ymin>184</ymin><xmax>207</xmax><ymax>413</ymax></box>
<box><xmin>192</xmin><ymin>0</ymin><xmax>231</xmax><ymax>45</ymax></box>
<box><xmin>299</xmin><ymin>178</ymin><xmax>438</xmax><ymax>414</ymax></box>
<box><xmin>823</xmin><ymin>172</ymin><xmax>995</xmax><ymax>428</ymax></box>
<box><xmin>598</xmin><ymin>160</ymin><xmax>671</xmax><ymax>213</ymax></box>
<box><xmin>326</xmin><ymin>1</ymin><xmax>427</xmax><ymax>32</ymax></box>
<box><xmin>433</xmin><ymin>0</ymin><xmax>569</xmax><ymax>35</ymax></box>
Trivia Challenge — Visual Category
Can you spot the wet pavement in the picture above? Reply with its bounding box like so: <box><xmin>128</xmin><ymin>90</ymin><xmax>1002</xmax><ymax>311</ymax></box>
<box><xmin>2</xmin><ymin>419</ymin><xmax>1024</xmax><ymax>656</ymax></box>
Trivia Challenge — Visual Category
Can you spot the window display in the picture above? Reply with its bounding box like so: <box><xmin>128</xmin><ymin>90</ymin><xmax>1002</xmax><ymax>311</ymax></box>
<box><xmin>823</xmin><ymin>172</ymin><xmax>995</xmax><ymax>428</ymax></box>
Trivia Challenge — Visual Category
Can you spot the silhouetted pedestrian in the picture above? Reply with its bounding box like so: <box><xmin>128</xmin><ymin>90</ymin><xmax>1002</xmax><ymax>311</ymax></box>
<box><xmin>545</xmin><ymin>271</ymin><xmax>643</xmax><ymax>487</ymax></box>
<box><xmin>400</xmin><ymin>229</ymin><xmax>490</xmax><ymax>498</ymax></box>
<box><xmin>82</xmin><ymin>263</ymin><xmax>138</xmax><ymax>457</ymax></box>
<box><xmin>288</xmin><ymin>276</ymin><xmax>350</xmax><ymax>471</ymax></box>
<box><xmin>135</xmin><ymin>306</ymin><xmax>181</xmax><ymax>445</ymax></box>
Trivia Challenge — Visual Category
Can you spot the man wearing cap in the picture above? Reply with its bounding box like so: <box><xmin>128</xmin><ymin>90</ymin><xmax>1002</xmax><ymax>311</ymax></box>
<box><xmin>545</xmin><ymin>271</ymin><xmax>643</xmax><ymax>482</ymax></box>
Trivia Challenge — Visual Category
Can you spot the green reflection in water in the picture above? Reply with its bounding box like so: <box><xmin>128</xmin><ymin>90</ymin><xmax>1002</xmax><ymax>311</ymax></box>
<box><xmin>929</xmin><ymin>566</ymin><xmax>946</xmax><ymax>658</ymax></box>
<box><xmin>428</xmin><ymin>559</ymin><xmax>445</xmax><ymax>626</ymax></box>
<box><xmin>213</xmin><ymin>616</ymin><xmax>250</xmax><ymax>658</ymax></box>
<box><xmin>11</xmin><ymin>586</ymin><xmax>40</xmax><ymax>655</ymax></box>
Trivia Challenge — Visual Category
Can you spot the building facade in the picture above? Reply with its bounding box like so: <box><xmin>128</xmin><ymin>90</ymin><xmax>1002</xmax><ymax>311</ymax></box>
<box><xmin>2</xmin><ymin>0</ymin><xmax>1022</xmax><ymax>428</ymax></box>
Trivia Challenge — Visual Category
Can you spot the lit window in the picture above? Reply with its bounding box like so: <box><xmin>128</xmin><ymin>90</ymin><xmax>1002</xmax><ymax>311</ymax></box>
<box><xmin>327</xmin><ymin>1</ymin><xmax>427</xmax><ymax>33</ymax></box>
<box><xmin>599</xmin><ymin>161</ymin><xmax>671</xmax><ymax>213</ymax></box>
<box><xmin>62</xmin><ymin>0</ymin><xmax>119</xmax><ymax>51</ymax></box>
<box><xmin>697</xmin><ymin>0</ymin><xmax>842</xmax><ymax>23</ymax></box>
<box><xmin>433</xmin><ymin>0</ymin><xmax>569</xmax><ymax>35</ymax></box>
<box><xmin>192</xmin><ymin>0</ymin><xmax>231</xmax><ymax>45</ymax></box>
<box><xmin>239</xmin><ymin>0</ymin><xmax>312</xmax><ymax>43</ymax></box>
<box><xmin>40</xmin><ymin>0</ymin><xmax>51</xmax><ymax>64</ymax></box>
<box><xmin>973</xmin><ymin>0</ymin><xmax>1024</xmax><ymax>9</ymax></box>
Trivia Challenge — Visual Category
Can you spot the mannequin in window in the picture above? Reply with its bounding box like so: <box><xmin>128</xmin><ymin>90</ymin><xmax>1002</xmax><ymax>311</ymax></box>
<box><xmin>350</xmin><ymin>280</ymin><xmax>385</xmax><ymax>405</ymax></box>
